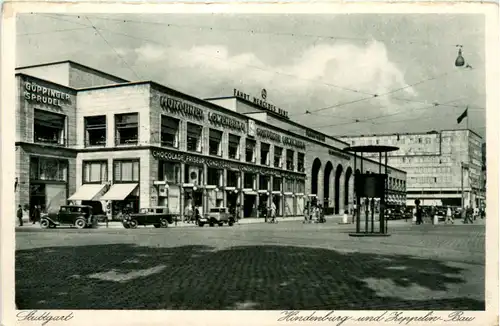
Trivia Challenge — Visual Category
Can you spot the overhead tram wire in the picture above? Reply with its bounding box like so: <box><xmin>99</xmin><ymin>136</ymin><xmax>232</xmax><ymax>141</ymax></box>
<box><xmin>45</xmin><ymin>13</ymin><xmax>472</xmax><ymax>49</ymax></box>
<box><xmin>37</xmin><ymin>13</ymin><xmax>375</xmax><ymax>97</ymax></box>
<box><xmin>37</xmin><ymin>14</ymin><xmax>483</xmax><ymax>122</ymax></box>
<box><xmin>84</xmin><ymin>16</ymin><xmax>141</xmax><ymax>80</ymax></box>
<box><xmin>17</xmin><ymin>26</ymin><xmax>93</xmax><ymax>36</ymax></box>
<box><xmin>309</xmin><ymin>97</ymin><xmax>477</xmax><ymax>130</ymax></box>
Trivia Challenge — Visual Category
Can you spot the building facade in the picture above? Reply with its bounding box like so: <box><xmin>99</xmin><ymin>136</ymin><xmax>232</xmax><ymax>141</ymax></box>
<box><xmin>15</xmin><ymin>60</ymin><xmax>407</xmax><ymax>219</ymax></box>
<box><xmin>339</xmin><ymin>130</ymin><xmax>485</xmax><ymax>208</ymax></box>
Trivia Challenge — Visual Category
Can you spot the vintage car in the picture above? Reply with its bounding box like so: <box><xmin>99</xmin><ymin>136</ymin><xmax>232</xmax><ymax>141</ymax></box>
<box><xmin>122</xmin><ymin>207</ymin><xmax>174</xmax><ymax>229</ymax></box>
<box><xmin>198</xmin><ymin>207</ymin><xmax>235</xmax><ymax>227</ymax></box>
<box><xmin>40</xmin><ymin>205</ymin><xmax>97</xmax><ymax>229</ymax></box>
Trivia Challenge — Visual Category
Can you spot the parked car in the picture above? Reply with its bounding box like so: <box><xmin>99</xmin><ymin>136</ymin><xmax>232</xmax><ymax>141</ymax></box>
<box><xmin>198</xmin><ymin>207</ymin><xmax>235</xmax><ymax>227</ymax></box>
<box><xmin>122</xmin><ymin>207</ymin><xmax>174</xmax><ymax>229</ymax></box>
<box><xmin>40</xmin><ymin>205</ymin><xmax>97</xmax><ymax>229</ymax></box>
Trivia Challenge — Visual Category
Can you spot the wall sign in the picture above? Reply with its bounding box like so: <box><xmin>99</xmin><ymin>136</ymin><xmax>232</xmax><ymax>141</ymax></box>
<box><xmin>208</xmin><ymin>112</ymin><xmax>245</xmax><ymax>132</ymax></box>
<box><xmin>306</xmin><ymin>129</ymin><xmax>326</xmax><ymax>142</ymax></box>
<box><xmin>152</xmin><ymin>149</ymin><xmax>305</xmax><ymax>178</ymax></box>
<box><xmin>256</xmin><ymin>128</ymin><xmax>306</xmax><ymax>150</ymax></box>
<box><xmin>160</xmin><ymin>96</ymin><xmax>204</xmax><ymax>121</ymax></box>
<box><xmin>234</xmin><ymin>89</ymin><xmax>289</xmax><ymax>119</ymax></box>
<box><xmin>24</xmin><ymin>82</ymin><xmax>71</xmax><ymax>107</ymax></box>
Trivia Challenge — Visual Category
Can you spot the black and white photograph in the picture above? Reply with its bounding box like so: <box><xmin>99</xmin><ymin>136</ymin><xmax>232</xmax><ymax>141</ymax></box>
<box><xmin>2</xmin><ymin>4</ymin><xmax>498</xmax><ymax>325</ymax></box>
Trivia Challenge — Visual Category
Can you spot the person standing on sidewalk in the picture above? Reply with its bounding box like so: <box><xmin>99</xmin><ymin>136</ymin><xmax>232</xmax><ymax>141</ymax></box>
<box><xmin>32</xmin><ymin>205</ymin><xmax>41</xmax><ymax>224</ymax></box>
<box><xmin>416</xmin><ymin>205</ymin><xmax>423</xmax><ymax>225</ymax></box>
<box><xmin>303</xmin><ymin>202</ymin><xmax>309</xmax><ymax>224</ymax></box>
<box><xmin>270</xmin><ymin>201</ymin><xmax>277</xmax><ymax>223</ymax></box>
<box><xmin>17</xmin><ymin>205</ymin><xmax>23</xmax><ymax>227</ymax></box>
<box><xmin>235</xmin><ymin>203</ymin><xmax>241</xmax><ymax>224</ymax></box>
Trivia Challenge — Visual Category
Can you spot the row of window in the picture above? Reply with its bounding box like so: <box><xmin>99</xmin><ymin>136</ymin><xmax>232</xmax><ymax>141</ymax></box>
<box><xmin>32</xmin><ymin>109</ymin><xmax>306</xmax><ymax>173</ymax></box>
<box><xmin>83</xmin><ymin>160</ymin><xmax>306</xmax><ymax>192</ymax></box>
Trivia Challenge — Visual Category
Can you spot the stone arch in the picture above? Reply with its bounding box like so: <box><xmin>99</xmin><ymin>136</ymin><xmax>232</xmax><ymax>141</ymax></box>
<box><xmin>324</xmin><ymin>161</ymin><xmax>334</xmax><ymax>208</ymax></box>
<box><xmin>311</xmin><ymin>158</ymin><xmax>322</xmax><ymax>196</ymax></box>
<box><xmin>334</xmin><ymin>164</ymin><xmax>344</xmax><ymax>214</ymax></box>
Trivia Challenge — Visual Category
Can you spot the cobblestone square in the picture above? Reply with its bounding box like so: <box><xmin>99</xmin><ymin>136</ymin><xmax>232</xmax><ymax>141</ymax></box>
<box><xmin>16</xmin><ymin>220</ymin><xmax>485</xmax><ymax>310</ymax></box>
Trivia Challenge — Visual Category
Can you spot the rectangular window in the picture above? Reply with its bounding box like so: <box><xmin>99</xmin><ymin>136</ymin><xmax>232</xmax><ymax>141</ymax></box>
<box><xmin>83</xmin><ymin>160</ymin><xmax>108</xmax><ymax>184</ymax></box>
<box><xmin>260</xmin><ymin>142</ymin><xmax>270</xmax><ymax>165</ymax></box>
<box><xmin>207</xmin><ymin>168</ymin><xmax>223</xmax><ymax>186</ymax></box>
<box><xmin>244</xmin><ymin>173</ymin><xmax>255</xmax><ymax>189</ymax></box>
<box><xmin>296</xmin><ymin>180</ymin><xmax>305</xmax><ymax>193</ymax></box>
<box><xmin>273</xmin><ymin>177</ymin><xmax>282</xmax><ymax>192</ymax></box>
<box><xmin>30</xmin><ymin>156</ymin><xmax>68</xmax><ymax>181</ymax></box>
<box><xmin>245</xmin><ymin>139</ymin><xmax>256</xmax><ymax>163</ymax></box>
<box><xmin>284</xmin><ymin>178</ymin><xmax>294</xmax><ymax>192</ymax></box>
<box><xmin>209</xmin><ymin>129</ymin><xmax>223</xmax><ymax>156</ymax></box>
<box><xmin>227</xmin><ymin>170</ymin><xmax>239</xmax><ymax>188</ymax></box>
<box><xmin>113</xmin><ymin>160</ymin><xmax>140</xmax><ymax>182</ymax></box>
<box><xmin>187</xmin><ymin>123</ymin><xmax>203</xmax><ymax>152</ymax></box>
<box><xmin>161</xmin><ymin>116</ymin><xmax>179</xmax><ymax>148</ymax></box>
<box><xmin>274</xmin><ymin>146</ymin><xmax>283</xmax><ymax>168</ymax></box>
<box><xmin>158</xmin><ymin>161</ymin><xmax>181</xmax><ymax>183</ymax></box>
<box><xmin>34</xmin><ymin>109</ymin><xmax>66</xmax><ymax>146</ymax></box>
<box><xmin>115</xmin><ymin>113</ymin><xmax>138</xmax><ymax>145</ymax></box>
<box><xmin>84</xmin><ymin>115</ymin><xmax>106</xmax><ymax>147</ymax></box>
<box><xmin>228</xmin><ymin>134</ymin><xmax>240</xmax><ymax>160</ymax></box>
<box><xmin>286</xmin><ymin>149</ymin><xmax>294</xmax><ymax>171</ymax></box>
<box><xmin>259</xmin><ymin>175</ymin><xmax>269</xmax><ymax>190</ymax></box>
<box><xmin>297</xmin><ymin>152</ymin><xmax>305</xmax><ymax>172</ymax></box>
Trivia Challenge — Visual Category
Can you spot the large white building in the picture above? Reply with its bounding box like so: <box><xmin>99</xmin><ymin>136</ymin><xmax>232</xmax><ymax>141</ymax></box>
<box><xmin>339</xmin><ymin>129</ymin><xmax>485</xmax><ymax>208</ymax></box>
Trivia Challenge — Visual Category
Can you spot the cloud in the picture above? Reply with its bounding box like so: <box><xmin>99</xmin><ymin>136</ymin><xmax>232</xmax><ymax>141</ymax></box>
<box><xmin>130</xmin><ymin>40</ymin><xmax>416</xmax><ymax>114</ymax></box>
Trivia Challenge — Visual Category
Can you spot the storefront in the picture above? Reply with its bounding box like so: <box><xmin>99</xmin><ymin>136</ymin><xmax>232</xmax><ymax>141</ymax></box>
<box><xmin>29</xmin><ymin>155</ymin><xmax>69</xmax><ymax>214</ymax></box>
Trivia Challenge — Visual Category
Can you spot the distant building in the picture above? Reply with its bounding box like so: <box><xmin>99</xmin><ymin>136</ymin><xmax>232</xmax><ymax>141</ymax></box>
<box><xmin>339</xmin><ymin>130</ymin><xmax>485</xmax><ymax>208</ymax></box>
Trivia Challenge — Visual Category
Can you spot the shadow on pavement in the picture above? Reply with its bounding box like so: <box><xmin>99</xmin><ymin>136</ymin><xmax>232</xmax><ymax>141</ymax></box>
<box><xmin>16</xmin><ymin>244</ymin><xmax>485</xmax><ymax>310</ymax></box>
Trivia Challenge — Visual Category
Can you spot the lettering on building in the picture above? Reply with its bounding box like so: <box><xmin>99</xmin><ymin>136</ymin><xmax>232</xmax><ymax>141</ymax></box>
<box><xmin>306</xmin><ymin>129</ymin><xmax>326</xmax><ymax>142</ymax></box>
<box><xmin>160</xmin><ymin>96</ymin><xmax>204</xmax><ymax>121</ymax></box>
<box><xmin>256</xmin><ymin>128</ymin><xmax>306</xmax><ymax>150</ymax></box>
<box><xmin>208</xmin><ymin>112</ymin><xmax>245</xmax><ymax>132</ymax></box>
<box><xmin>24</xmin><ymin>82</ymin><xmax>71</xmax><ymax>108</ymax></box>
<box><xmin>233</xmin><ymin>89</ymin><xmax>289</xmax><ymax>119</ymax></box>
<box><xmin>151</xmin><ymin>149</ymin><xmax>305</xmax><ymax>177</ymax></box>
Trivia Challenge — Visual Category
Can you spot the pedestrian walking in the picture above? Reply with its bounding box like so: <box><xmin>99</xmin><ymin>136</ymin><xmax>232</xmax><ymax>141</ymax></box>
<box><xmin>270</xmin><ymin>201</ymin><xmax>277</xmax><ymax>223</ymax></box>
<box><xmin>32</xmin><ymin>205</ymin><xmax>41</xmax><ymax>224</ymax></box>
<box><xmin>445</xmin><ymin>206</ymin><xmax>454</xmax><ymax>224</ymax></box>
<box><xmin>235</xmin><ymin>203</ymin><xmax>241</xmax><ymax>224</ymax></box>
<box><xmin>303</xmin><ymin>203</ymin><xmax>309</xmax><ymax>224</ymax></box>
<box><xmin>17</xmin><ymin>205</ymin><xmax>23</xmax><ymax>226</ymax></box>
<box><xmin>416</xmin><ymin>206</ymin><xmax>423</xmax><ymax>225</ymax></box>
<box><xmin>463</xmin><ymin>206</ymin><xmax>474</xmax><ymax>224</ymax></box>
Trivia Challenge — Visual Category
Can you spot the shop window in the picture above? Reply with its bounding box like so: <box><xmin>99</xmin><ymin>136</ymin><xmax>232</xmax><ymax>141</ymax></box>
<box><xmin>161</xmin><ymin>115</ymin><xmax>179</xmax><ymax>148</ymax></box>
<box><xmin>259</xmin><ymin>175</ymin><xmax>269</xmax><ymax>190</ymax></box>
<box><xmin>84</xmin><ymin>115</ymin><xmax>106</xmax><ymax>147</ymax></box>
<box><xmin>286</xmin><ymin>149</ymin><xmax>294</xmax><ymax>171</ymax></box>
<box><xmin>245</xmin><ymin>139</ymin><xmax>256</xmax><ymax>163</ymax></box>
<box><xmin>113</xmin><ymin>160</ymin><xmax>140</xmax><ymax>182</ymax></box>
<box><xmin>297</xmin><ymin>152</ymin><xmax>305</xmax><ymax>172</ymax></box>
<box><xmin>184</xmin><ymin>165</ymin><xmax>203</xmax><ymax>185</ymax></box>
<box><xmin>274</xmin><ymin>146</ymin><xmax>283</xmax><ymax>168</ymax></box>
<box><xmin>30</xmin><ymin>156</ymin><xmax>68</xmax><ymax>181</ymax></box>
<box><xmin>284</xmin><ymin>179</ymin><xmax>294</xmax><ymax>192</ymax></box>
<box><xmin>209</xmin><ymin>129</ymin><xmax>223</xmax><ymax>156</ymax></box>
<box><xmin>226</xmin><ymin>170</ymin><xmax>239</xmax><ymax>188</ymax></box>
<box><xmin>296</xmin><ymin>180</ymin><xmax>305</xmax><ymax>193</ymax></box>
<box><xmin>260</xmin><ymin>142</ymin><xmax>270</xmax><ymax>165</ymax></box>
<box><xmin>34</xmin><ymin>109</ymin><xmax>66</xmax><ymax>146</ymax></box>
<box><xmin>273</xmin><ymin>177</ymin><xmax>282</xmax><ymax>192</ymax></box>
<box><xmin>83</xmin><ymin>160</ymin><xmax>108</xmax><ymax>184</ymax></box>
<box><xmin>228</xmin><ymin>134</ymin><xmax>240</xmax><ymax>160</ymax></box>
<box><xmin>207</xmin><ymin>168</ymin><xmax>223</xmax><ymax>186</ymax></box>
<box><xmin>244</xmin><ymin>173</ymin><xmax>255</xmax><ymax>189</ymax></box>
<box><xmin>187</xmin><ymin>123</ymin><xmax>203</xmax><ymax>152</ymax></box>
<box><xmin>115</xmin><ymin>113</ymin><xmax>138</xmax><ymax>145</ymax></box>
<box><xmin>158</xmin><ymin>161</ymin><xmax>180</xmax><ymax>183</ymax></box>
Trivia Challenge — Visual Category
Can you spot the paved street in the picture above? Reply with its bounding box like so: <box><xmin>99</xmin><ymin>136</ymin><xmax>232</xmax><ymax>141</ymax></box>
<box><xmin>16</xmin><ymin>218</ymin><xmax>485</xmax><ymax>310</ymax></box>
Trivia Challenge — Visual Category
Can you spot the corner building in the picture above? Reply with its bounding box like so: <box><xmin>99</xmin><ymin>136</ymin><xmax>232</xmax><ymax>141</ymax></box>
<box><xmin>15</xmin><ymin>60</ymin><xmax>407</xmax><ymax>219</ymax></box>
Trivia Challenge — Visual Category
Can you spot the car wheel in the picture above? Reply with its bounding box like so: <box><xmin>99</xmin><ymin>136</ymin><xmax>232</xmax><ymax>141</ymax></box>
<box><xmin>75</xmin><ymin>218</ymin><xmax>86</xmax><ymax>229</ymax></box>
<box><xmin>128</xmin><ymin>219</ymin><xmax>138</xmax><ymax>229</ymax></box>
<box><xmin>228</xmin><ymin>221</ymin><xmax>234</xmax><ymax>227</ymax></box>
<box><xmin>209</xmin><ymin>223</ymin><xmax>214</xmax><ymax>227</ymax></box>
<box><xmin>218</xmin><ymin>222</ymin><xmax>224</xmax><ymax>227</ymax></box>
<box><xmin>160</xmin><ymin>218</ymin><xmax>168</xmax><ymax>228</ymax></box>
<box><xmin>198</xmin><ymin>223</ymin><xmax>204</xmax><ymax>227</ymax></box>
<box><xmin>40</xmin><ymin>219</ymin><xmax>50</xmax><ymax>229</ymax></box>
<box><xmin>122</xmin><ymin>223</ymin><xmax>130</xmax><ymax>229</ymax></box>
<box><xmin>153</xmin><ymin>224</ymin><xmax>161</xmax><ymax>228</ymax></box>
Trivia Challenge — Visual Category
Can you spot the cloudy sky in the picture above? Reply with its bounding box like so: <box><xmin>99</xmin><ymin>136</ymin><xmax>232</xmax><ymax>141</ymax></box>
<box><xmin>17</xmin><ymin>13</ymin><xmax>486</xmax><ymax>138</ymax></box>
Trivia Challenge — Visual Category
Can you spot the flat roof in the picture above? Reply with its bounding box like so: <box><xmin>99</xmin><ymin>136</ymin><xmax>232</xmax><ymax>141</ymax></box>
<box><xmin>16</xmin><ymin>60</ymin><xmax>129</xmax><ymax>83</ymax></box>
<box><xmin>338</xmin><ymin>129</ymin><xmax>483</xmax><ymax>140</ymax></box>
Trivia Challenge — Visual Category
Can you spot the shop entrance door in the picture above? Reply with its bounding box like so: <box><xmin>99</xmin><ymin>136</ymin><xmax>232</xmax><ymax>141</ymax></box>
<box><xmin>30</xmin><ymin>183</ymin><xmax>46</xmax><ymax>215</ymax></box>
<box><xmin>243</xmin><ymin>194</ymin><xmax>256</xmax><ymax>217</ymax></box>
<box><xmin>258</xmin><ymin>194</ymin><xmax>268</xmax><ymax>217</ymax></box>
<box><xmin>273</xmin><ymin>196</ymin><xmax>281</xmax><ymax>217</ymax></box>
<box><xmin>227</xmin><ymin>191</ymin><xmax>238</xmax><ymax>211</ymax></box>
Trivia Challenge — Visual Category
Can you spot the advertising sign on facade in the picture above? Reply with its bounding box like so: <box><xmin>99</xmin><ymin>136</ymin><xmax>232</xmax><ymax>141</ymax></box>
<box><xmin>24</xmin><ymin>81</ymin><xmax>71</xmax><ymax>108</ymax></box>
<box><xmin>160</xmin><ymin>95</ymin><xmax>204</xmax><ymax>121</ymax></box>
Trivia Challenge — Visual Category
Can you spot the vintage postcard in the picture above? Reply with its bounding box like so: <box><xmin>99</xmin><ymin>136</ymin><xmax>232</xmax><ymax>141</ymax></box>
<box><xmin>1</xmin><ymin>2</ymin><xmax>498</xmax><ymax>326</ymax></box>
